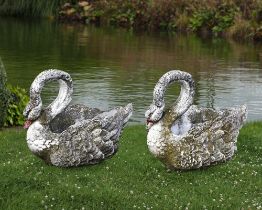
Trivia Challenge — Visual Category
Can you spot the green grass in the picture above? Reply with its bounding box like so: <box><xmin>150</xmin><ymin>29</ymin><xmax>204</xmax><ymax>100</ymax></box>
<box><xmin>0</xmin><ymin>123</ymin><xmax>261</xmax><ymax>209</ymax></box>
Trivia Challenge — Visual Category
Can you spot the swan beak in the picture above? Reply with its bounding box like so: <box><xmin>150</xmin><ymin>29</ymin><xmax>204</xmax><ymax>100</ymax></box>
<box><xmin>146</xmin><ymin>119</ymin><xmax>154</xmax><ymax>130</ymax></box>
<box><xmin>23</xmin><ymin>120</ymin><xmax>32</xmax><ymax>129</ymax></box>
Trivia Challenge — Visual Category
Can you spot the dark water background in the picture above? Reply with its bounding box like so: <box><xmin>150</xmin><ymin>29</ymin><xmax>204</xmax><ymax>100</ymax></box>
<box><xmin>0</xmin><ymin>18</ymin><xmax>262</xmax><ymax>123</ymax></box>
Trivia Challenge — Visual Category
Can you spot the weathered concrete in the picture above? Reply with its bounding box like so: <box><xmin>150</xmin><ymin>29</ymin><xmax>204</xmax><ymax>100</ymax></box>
<box><xmin>24</xmin><ymin>69</ymin><xmax>133</xmax><ymax>167</ymax></box>
<box><xmin>145</xmin><ymin>70</ymin><xmax>247</xmax><ymax>170</ymax></box>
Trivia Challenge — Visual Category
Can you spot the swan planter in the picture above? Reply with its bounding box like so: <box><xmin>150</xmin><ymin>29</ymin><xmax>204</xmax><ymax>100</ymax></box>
<box><xmin>145</xmin><ymin>70</ymin><xmax>247</xmax><ymax>170</ymax></box>
<box><xmin>23</xmin><ymin>69</ymin><xmax>133</xmax><ymax>167</ymax></box>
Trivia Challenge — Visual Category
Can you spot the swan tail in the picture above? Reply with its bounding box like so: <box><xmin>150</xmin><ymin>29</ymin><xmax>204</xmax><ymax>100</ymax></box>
<box><xmin>219</xmin><ymin>105</ymin><xmax>247</xmax><ymax>159</ymax></box>
<box><xmin>237</xmin><ymin>105</ymin><xmax>248</xmax><ymax>124</ymax></box>
<box><xmin>90</xmin><ymin>103</ymin><xmax>132</xmax><ymax>158</ymax></box>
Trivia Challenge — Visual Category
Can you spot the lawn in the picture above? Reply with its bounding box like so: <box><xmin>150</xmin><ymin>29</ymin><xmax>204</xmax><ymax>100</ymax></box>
<box><xmin>0</xmin><ymin>123</ymin><xmax>261</xmax><ymax>210</ymax></box>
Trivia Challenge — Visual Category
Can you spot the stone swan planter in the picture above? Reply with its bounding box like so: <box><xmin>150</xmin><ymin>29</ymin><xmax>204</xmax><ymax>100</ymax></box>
<box><xmin>23</xmin><ymin>69</ymin><xmax>133</xmax><ymax>167</ymax></box>
<box><xmin>145</xmin><ymin>70</ymin><xmax>247</xmax><ymax>170</ymax></box>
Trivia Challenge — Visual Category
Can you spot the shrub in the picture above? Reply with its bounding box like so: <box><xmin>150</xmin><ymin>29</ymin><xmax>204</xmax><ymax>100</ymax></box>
<box><xmin>148</xmin><ymin>0</ymin><xmax>176</xmax><ymax>30</ymax></box>
<box><xmin>227</xmin><ymin>16</ymin><xmax>254</xmax><ymax>40</ymax></box>
<box><xmin>58</xmin><ymin>1</ymin><xmax>92</xmax><ymax>23</ymax></box>
<box><xmin>189</xmin><ymin>2</ymin><xmax>237</xmax><ymax>36</ymax></box>
<box><xmin>189</xmin><ymin>10</ymin><xmax>213</xmax><ymax>33</ymax></box>
<box><xmin>4</xmin><ymin>85</ymin><xmax>29</xmax><ymax>127</ymax></box>
<box><xmin>107</xmin><ymin>1</ymin><xmax>137</xmax><ymax>27</ymax></box>
<box><xmin>0</xmin><ymin>58</ymin><xmax>29</xmax><ymax>128</ymax></box>
<box><xmin>175</xmin><ymin>13</ymin><xmax>190</xmax><ymax>32</ymax></box>
<box><xmin>253</xmin><ymin>26</ymin><xmax>262</xmax><ymax>41</ymax></box>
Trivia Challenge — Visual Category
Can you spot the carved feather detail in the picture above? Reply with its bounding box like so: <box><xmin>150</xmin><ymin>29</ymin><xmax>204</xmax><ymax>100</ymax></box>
<box><xmin>145</xmin><ymin>70</ymin><xmax>247</xmax><ymax>170</ymax></box>
<box><xmin>24</xmin><ymin>70</ymin><xmax>133</xmax><ymax>167</ymax></box>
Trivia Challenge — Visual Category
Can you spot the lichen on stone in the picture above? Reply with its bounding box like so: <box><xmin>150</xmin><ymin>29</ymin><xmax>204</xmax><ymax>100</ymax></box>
<box><xmin>24</xmin><ymin>69</ymin><xmax>133</xmax><ymax>167</ymax></box>
<box><xmin>145</xmin><ymin>70</ymin><xmax>247</xmax><ymax>170</ymax></box>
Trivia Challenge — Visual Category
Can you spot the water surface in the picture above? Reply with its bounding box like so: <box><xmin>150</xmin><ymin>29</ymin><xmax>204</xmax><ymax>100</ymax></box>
<box><xmin>0</xmin><ymin>18</ymin><xmax>262</xmax><ymax>123</ymax></box>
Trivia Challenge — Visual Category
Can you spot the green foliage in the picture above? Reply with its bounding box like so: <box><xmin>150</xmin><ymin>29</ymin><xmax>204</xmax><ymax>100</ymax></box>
<box><xmin>4</xmin><ymin>85</ymin><xmax>29</xmax><ymax>127</ymax></box>
<box><xmin>0</xmin><ymin>58</ymin><xmax>9</xmax><ymax>128</ymax></box>
<box><xmin>212</xmin><ymin>5</ymin><xmax>237</xmax><ymax>36</ymax></box>
<box><xmin>189</xmin><ymin>4</ymin><xmax>236</xmax><ymax>36</ymax></box>
<box><xmin>0</xmin><ymin>58</ymin><xmax>29</xmax><ymax>128</ymax></box>
<box><xmin>59</xmin><ymin>0</ymin><xmax>143</xmax><ymax>27</ymax></box>
<box><xmin>0</xmin><ymin>123</ymin><xmax>261</xmax><ymax>209</ymax></box>
<box><xmin>1</xmin><ymin>0</ymin><xmax>261</xmax><ymax>40</ymax></box>
<box><xmin>0</xmin><ymin>0</ymin><xmax>66</xmax><ymax>17</ymax></box>
<box><xmin>56</xmin><ymin>0</ymin><xmax>262</xmax><ymax>40</ymax></box>
<box><xmin>189</xmin><ymin>10</ymin><xmax>213</xmax><ymax>32</ymax></box>
<box><xmin>108</xmin><ymin>4</ymin><xmax>136</xmax><ymax>27</ymax></box>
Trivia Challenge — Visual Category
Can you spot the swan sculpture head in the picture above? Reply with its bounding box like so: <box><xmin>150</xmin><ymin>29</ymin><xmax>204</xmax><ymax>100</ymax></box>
<box><xmin>23</xmin><ymin>69</ymin><xmax>73</xmax><ymax>128</ymax></box>
<box><xmin>145</xmin><ymin>70</ymin><xmax>195</xmax><ymax>129</ymax></box>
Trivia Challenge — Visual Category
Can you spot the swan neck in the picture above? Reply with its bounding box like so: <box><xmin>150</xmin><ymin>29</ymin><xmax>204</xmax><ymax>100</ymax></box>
<box><xmin>153</xmin><ymin>70</ymin><xmax>195</xmax><ymax>119</ymax></box>
<box><xmin>30</xmin><ymin>69</ymin><xmax>73</xmax><ymax>122</ymax></box>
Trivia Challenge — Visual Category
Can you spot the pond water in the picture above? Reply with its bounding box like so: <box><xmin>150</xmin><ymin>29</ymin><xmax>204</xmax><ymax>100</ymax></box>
<box><xmin>0</xmin><ymin>18</ymin><xmax>262</xmax><ymax>123</ymax></box>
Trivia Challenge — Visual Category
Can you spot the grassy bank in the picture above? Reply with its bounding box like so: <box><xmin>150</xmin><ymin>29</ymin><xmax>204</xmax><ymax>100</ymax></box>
<box><xmin>0</xmin><ymin>0</ymin><xmax>65</xmax><ymax>17</ymax></box>
<box><xmin>58</xmin><ymin>0</ymin><xmax>262</xmax><ymax>41</ymax></box>
<box><xmin>0</xmin><ymin>123</ymin><xmax>261</xmax><ymax>209</ymax></box>
<box><xmin>0</xmin><ymin>0</ymin><xmax>261</xmax><ymax>41</ymax></box>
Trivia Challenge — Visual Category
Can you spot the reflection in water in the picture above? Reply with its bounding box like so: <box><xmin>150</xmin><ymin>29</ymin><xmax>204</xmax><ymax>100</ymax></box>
<box><xmin>0</xmin><ymin>18</ymin><xmax>262</xmax><ymax>123</ymax></box>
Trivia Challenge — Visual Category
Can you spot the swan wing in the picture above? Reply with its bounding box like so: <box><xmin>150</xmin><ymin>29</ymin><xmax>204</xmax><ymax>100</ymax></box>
<box><xmin>49</xmin><ymin>104</ymin><xmax>103</xmax><ymax>133</ymax></box>
<box><xmin>49</xmin><ymin>103</ymin><xmax>132</xmax><ymax>167</ymax></box>
<box><xmin>93</xmin><ymin>103</ymin><xmax>133</xmax><ymax>157</ymax></box>
<box><xmin>188</xmin><ymin>105</ymin><xmax>247</xmax><ymax>165</ymax></box>
<box><xmin>49</xmin><ymin>119</ymin><xmax>103</xmax><ymax>166</ymax></box>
